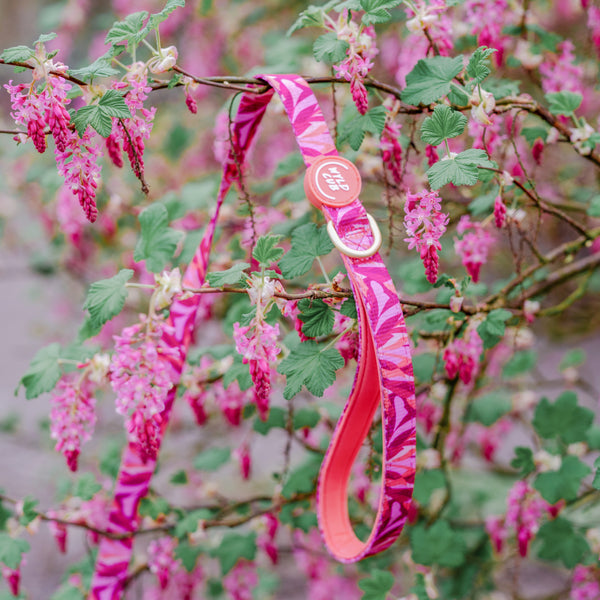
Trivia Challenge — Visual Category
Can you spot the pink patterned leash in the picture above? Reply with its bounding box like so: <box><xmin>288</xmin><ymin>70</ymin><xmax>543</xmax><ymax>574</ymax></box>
<box><xmin>261</xmin><ymin>75</ymin><xmax>416</xmax><ymax>561</ymax></box>
<box><xmin>90</xmin><ymin>74</ymin><xmax>416</xmax><ymax>597</ymax></box>
<box><xmin>89</xmin><ymin>89</ymin><xmax>274</xmax><ymax>600</ymax></box>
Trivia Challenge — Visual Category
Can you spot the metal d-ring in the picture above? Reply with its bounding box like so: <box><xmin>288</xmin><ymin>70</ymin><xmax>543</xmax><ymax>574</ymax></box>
<box><xmin>327</xmin><ymin>212</ymin><xmax>382</xmax><ymax>259</ymax></box>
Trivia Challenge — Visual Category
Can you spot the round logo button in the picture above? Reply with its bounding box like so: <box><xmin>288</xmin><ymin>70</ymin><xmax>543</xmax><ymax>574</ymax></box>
<box><xmin>304</xmin><ymin>155</ymin><xmax>362</xmax><ymax>209</ymax></box>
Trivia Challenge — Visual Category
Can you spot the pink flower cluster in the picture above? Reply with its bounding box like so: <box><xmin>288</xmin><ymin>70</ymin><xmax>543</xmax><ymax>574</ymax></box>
<box><xmin>463</xmin><ymin>0</ymin><xmax>511</xmax><ymax>64</ymax></box>
<box><xmin>5</xmin><ymin>69</ymin><xmax>102</xmax><ymax>222</ymax></box>
<box><xmin>540</xmin><ymin>40</ymin><xmax>584</xmax><ymax>95</ymax></box>
<box><xmin>50</xmin><ymin>375</ymin><xmax>97</xmax><ymax>471</ymax></box>
<box><xmin>106</xmin><ymin>62</ymin><xmax>156</xmax><ymax>181</ymax></box>
<box><xmin>110</xmin><ymin>314</ymin><xmax>179</xmax><ymax>461</ymax></box>
<box><xmin>222</xmin><ymin>561</ymin><xmax>258</xmax><ymax>600</ymax></box>
<box><xmin>571</xmin><ymin>565</ymin><xmax>600</xmax><ymax>600</ymax></box>
<box><xmin>454</xmin><ymin>215</ymin><xmax>494</xmax><ymax>282</ymax></box>
<box><xmin>588</xmin><ymin>6</ymin><xmax>600</xmax><ymax>58</ymax></box>
<box><xmin>1</xmin><ymin>565</ymin><xmax>21</xmax><ymax>597</ymax></box>
<box><xmin>494</xmin><ymin>196</ymin><xmax>507</xmax><ymax>228</ymax></box>
<box><xmin>403</xmin><ymin>189</ymin><xmax>450</xmax><ymax>284</ymax></box>
<box><xmin>233</xmin><ymin>320</ymin><xmax>279</xmax><ymax>420</ymax></box>
<box><xmin>443</xmin><ymin>327</ymin><xmax>483</xmax><ymax>385</ymax></box>
<box><xmin>148</xmin><ymin>537</ymin><xmax>181</xmax><ymax>590</ymax></box>
<box><xmin>486</xmin><ymin>480</ymin><xmax>554</xmax><ymax>557</ymax></box>
<box><xmin>333</xmin><ymin>15</ymin><xmax>378</xmax><ymax>114</ymax></box>
<box><xmin>380</xmin><ymin>107</ymin><xmax>403</xmax><ymax>185</ymax></box>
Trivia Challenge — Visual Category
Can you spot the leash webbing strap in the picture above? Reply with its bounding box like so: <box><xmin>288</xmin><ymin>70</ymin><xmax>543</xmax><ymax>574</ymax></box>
<box><xmin>90</xmin><ymin>75</ymin><xmax>415</xmax><ymax>598</ymax></box>
<box><xmin>261</xmin><ymin>75</ymin><xmax>416</xmax><ymax>560</ymax></box>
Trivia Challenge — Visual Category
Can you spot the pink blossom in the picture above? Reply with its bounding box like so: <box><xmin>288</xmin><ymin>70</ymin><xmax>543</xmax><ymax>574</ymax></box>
<box><xmin>222</xmin><ymin>560</ymin><xmax>258</xmax><ymax>600</ymax></box>
<box><xmin>233</xmin><ymin>314</ymin><xmax>279</xmax><ymax>420</ymax></box>
<box><xmin>494</xmin><ymin>196</ymin><xmax>507</xmax><ymax>228</ymax></box>
<box><xmin>380</xmin><ymin>109</ymin><xmax>403</xmax><ymax>184</ymax></box>
<box><xmin>463</xmin><ymin>0</ymin><xmax>512</xmax><ymax>64</ymax></box>
<box><xmin>50</xmin><ymin>376</ymin><xmax>97</xmax><ymax>471</ymax></box>
<box><xmin>47</xmin><ymin>514</ymin><xmax>68</xmax><ymax>553</ymax></box>
<box><xmin>333</xmin><ymin>17</ymin><xmax>378</xmax><ymax>114</ymax></box>
<box><xmin>148</xmin><ymin>537</ymin><xmax>180</xmax><ymax>590</ymax></box>
<box><xmin>55</xmin><ymin>127</ymin><xmax>102</xmax><ymax>223</ymax></box>
<box><xmin>1</xmin><ymin>565</ymin><xmax>20</xmax><ymax>597</ymax></box>
<box><xmin>110</xmin><ymin>314</ymin><xmax>179</xmax><ymax>461</ymax></box>
<box><xmin>234</xmin><ymin>442</ymin><xmax>252</xmax><ymax>480</ymax></box>
<box><xmin>571</xmin><ymin>565</ymin><xmax>600</xmax><ymax>600</ymax></box>
<box><xmin>454</xmin><ymin>215</ymin><xmax>494</xmax><ymax>282</ymax></box>
<box><xmin>485</xmin><ymin>515</ymin><xmax>508</xmax><ymax>553</ymax></box>
<box><xmin>5</xmin><ymin>80</ymin><xmax>48</xmax><ymax>153</ymax></box>
<box><xmin>443</xmin><ymin>328</ymin><xmax>483</xmax><ymax>385</ymax></box>
<box><xmin>257</xmin><ymin>513</ymin><xmax>279</xmax><ymax>564</ymax></box>
<box><xmin>588</xmin><ymin>6</ymin><xmax>600</xmax><ymax>58</ymax></box>
<box><xmin>214</xmin><ymin>380</ymin><xmax>251</xmax><ymax>426</ymax></box>
<box><xmin>540</xmin><ymin>40</ymin><xmax>584</xmax><ymax>95</ymax></box>
<box><xmin>403</xmin><ymin>189</ymin><xmax>450</xmax><ymax>284</ymax></box>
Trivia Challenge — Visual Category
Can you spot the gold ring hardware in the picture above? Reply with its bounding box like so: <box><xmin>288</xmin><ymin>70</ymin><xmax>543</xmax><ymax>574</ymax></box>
<box><xmin>327</xmin><ymin>213</ymin><xmax>382</xmax><ymax>259</ymax></box>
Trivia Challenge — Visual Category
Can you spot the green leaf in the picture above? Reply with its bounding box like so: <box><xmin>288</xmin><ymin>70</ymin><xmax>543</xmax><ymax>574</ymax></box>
<box><xmin>83</xmin><ymin>269</ymin><xmax>133</xmax><ymax>330</ymax></box>
<box><xmin>466</xmin><ymin>46</ymin><xmax>496</xmax><ymax>84</ymax></box>
<box><xmin>193</xmin><ymin>447</ymin><xmax>231</xmax><ymax>471</ymax></box>
<box><xmin>68</xmin><ymin>53</ymin><xmax>120</xmax><ymax>82</ymax></box>
<box><xmin>278</xmin><ymin>340</ymin><xmax>344</xmax><ymax>400</ymax></box>
<box><xmin>532</xmin><ymin>391</ymin><xmax>594</xmax><ymax>444</ymax></box>
<box><xmin>17</xmin><ymin>343</ymin><xmax>62</xmax><ymax>399</ymax></box>
<box><xmin>340</xmin><ymin>298</ymin><xmax>357</xmax><ymax>319</ymax></box>
<box><xmin>593</xmin><ymin>457</ymin><xmax>600</xmax><ymax>489</ymax></box>
<box><xmin>511</xmin><ymin>446</ymin><xmax>535</xmax><ymax>477</ymax></box>
<box><xmin>401</xmin><ymin>56</ymin><xmax>464</xmax><ymax>106</ymax></box>
<box><xmin>0</xmin><ymin>45</ymin><xmax>34</xmax><ymax>63</ymax></box>
<box><xmin>413</xmin><ymin>469</ymin><xmax>446</xmax><ymax>505</ymax></box>
<box><xmin>298</xmin><ymin>299</ymin><xmax>335</xmax><ymax>338</ymax></box>
<box><xmin>293</xmin><ymin>407</ymin><xmax>321</xmax><ymax>430</ymax></box>
<box><xmin>253</xmin><ymin>406</ymin><xmax>286</xmax><ymax>434</ymax></box>
<box><xmin>206</xmin><ymin>263</ymin><xmax>250</xmax><ymax>287</ymax></box>
<box><xmin>420</xmin><ymin>104</ymin><xmax>467</xmax><ymax>146</ymax></box>
<box><xmin>586</xmin><ymin>426</ymin><xmax>600</xmax><ymax>450</ymax></box>
<box><xmin>287</xmin><ymin>1</ymin><xmax>340</xmax><ymax>36</ymax></box>
<box><xmin>587</xmin><ymin>196</ymin><xmax>600</xmax><ymax>217</ymax></box>
<box><xmin>210</xmin><ymin>532</ymin><xmax>257</xmax><ymax>575</ymax></box>
<box><xmin>252</xmin><ymin>234</ymin><xmax>284</xmax><ymax>267</ymax></box>
<box><xmin>0</xmin><ymin>534</ymin><xmax>29</xmax><ymax>569</ymax></box>
<box><xmin>410</xmin><ymin>573</ymin><xmax>431</xmax><ymax>600</ymax></box>
<box><xmin>279</xmin><ymin>223</ymin><xmax>334</xmax><ymax>279</ymax></box>
<box><xmin>142</xmin><ymin>0</ymin><xmax>186</xmax><ymax>35</ymax></box>
<box><xmin>340</xmin><ymin>106</ymin><xmax>387</xmax><ymax>151</ymax></box>
<box><xmin>19</xmin><ymin>496</ymin><xmax>38</xmax><ymax>526</ymax></box>
<box><xmin>411</xmin><ymin>520</ymin><xmax>467</xmax><ymax>568</ymax></box>
<box><xmin>98</xmin><ymin>89</ymin><xmax>131</xmax><ymax>118</ymax></box>
<box><xmin>73</xmin><ymin>473</ymin><xmax>102</xmax><ymax>501</ymax></box>
<box><xmin>359</xmin><ymin>0</ymin><xmax>402</xmax><ymax>24</ymax></box>
<box><xmin>274</xmin><ymin>152</ymin><xmax>304</xmax><ymax>178</ymax></box>
<box><xmin>358</xmin><ymin>569</ymin><xmax>395</xmax><ymax>600</ymax></box>
<box><xmin>105</xmin><ymin>11</ymin><xmax>149</xmax><ymax>47</ymax></box>
<box><xmin>134</xmin><ymin>204</ymin><xmax>183</xmax><ymax>273</ymax></box>
<box><xmin>534</xmin><ymin>455</ymin><xmax>591</xmax><ymax>503</ymax></box>
<box><xmin>521</xmin><ymin>126</ymin><xmax>549</xmax><ymax>147</ymax></box>
<box><xmin>170</xmin><ymin>470</ymin><xmax>188</xmax><ymax>485</ymax></box>
<box><xmin>99</xmin><ymin>441</ymin><xmax>122</xmax><ymax>479</ymax></box>
<box><xmin>281</xmin><ymin>453</ymin><xmax>322</xmax><ymax>498</ymax></box>
<box><xmin>174</xmin><ymin>509</ymin><xmax>214</xmax><ymax>538</ymax></box>
<box><xmin>222</xmin><ymin>355</ymin><xmax>252</xmax><ymax>391</ymax></box>
<box><xmin>536</xmin><ymin>517</ymin><xmax>590</xmax><ymax>568</ymax></box>
<box><xmin>313</xmin><ymin>33</ymin><xmax>349</xmax><ymax>63</ymax></box>
<box><xmin>476</xmin><ymin>308</ymin><xmax>512</xmax><ymax>349</ymax></box>
<box><xmin>279</xmin><ymin>500</ymin><xmax>318</xmax><ymax>532</ymax></box>
<box><xmin>546</xmin><ymin>91</ymin><xmax>582</xmax><ymax>117</ymax></box>
<box><xmin>467</xmin><ymin>392</ymin><xmax>511</xmax><ymax>426</ymax></box>
<box><xmin>174</xmin><ymin>540</ymin><xmax>204</xmax><ymax>572</ymax></box>
<box><xmin>502</xmin><ymin>349</ymin><xmax>537</xmax><ymax>378</ymax></box>
<box><xmin>427</xmin><ymin>148</ymin><xmax>493</xmax><ymax>189</ymax></box>
<box><xmin>139</xmin><ymin>497</ymin><xmax>170</xmax><ymax>520</ymax></box>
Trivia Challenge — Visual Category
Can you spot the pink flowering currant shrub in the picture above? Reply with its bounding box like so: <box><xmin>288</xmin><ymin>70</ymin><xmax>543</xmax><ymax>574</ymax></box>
<box><xmin>2</xmin><ymin>1</ymin><xmax>600</xmax><ymax>600</ymax></box>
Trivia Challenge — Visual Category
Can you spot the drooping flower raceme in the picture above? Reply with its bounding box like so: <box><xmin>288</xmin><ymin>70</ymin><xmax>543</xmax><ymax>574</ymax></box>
<box><xmin>233</xmin><ymin>273</ymin><xmax>280</xmax><ymax>420</ymax></box>
<box><xmin>403</xmin><ymin>189</ymin><xmax>450</xmax><ymax>284</ymax></box>
<box><xmin>50</xmin><ymin>375</ymin><xmax>97</xmax><ymax>472</ymax></box>
<box><xmin>454</xmin><ymin>215</ymin><xmax>494</xmax><ymax>282</ymax></box>
<box><xmin>110</xmin><ymin>314</ymin><xmax>179</xmax><ymax>462</ymax></box>
<box><xmin>332</xmin><ymin>13</ymin><xmax>378</xmax><ymax>114</ymax></box>
<box><xmin>443</xmin><ymin>327</ymin><xmax>484</xmax><ymax>385</ymax></box>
